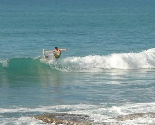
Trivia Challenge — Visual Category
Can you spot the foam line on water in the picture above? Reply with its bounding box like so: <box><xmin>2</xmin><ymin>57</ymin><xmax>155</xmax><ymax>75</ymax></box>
<box><xmin>1</xmin><ymin>103</ymin><xmax>155</xmax><ymax>124</ymax></box>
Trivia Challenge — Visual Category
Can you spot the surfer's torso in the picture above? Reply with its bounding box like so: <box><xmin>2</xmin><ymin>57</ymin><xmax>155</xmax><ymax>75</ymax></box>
<box><xmin>53</xmin><ymin>49</ymin><xmax>61</xmax><ymax>58</ymax></box>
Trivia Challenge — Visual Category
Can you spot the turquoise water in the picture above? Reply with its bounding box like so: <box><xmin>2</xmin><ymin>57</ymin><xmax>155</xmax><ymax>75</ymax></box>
<box><xmin>1</xmin><ymin>0</ymin><xmax>155</xmax><ymax>124</ymax></box>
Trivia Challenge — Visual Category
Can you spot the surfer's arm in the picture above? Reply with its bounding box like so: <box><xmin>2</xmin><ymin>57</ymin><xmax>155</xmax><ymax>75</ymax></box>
<box><xmin>59</xmin><ymin>49</ymin><xmax>68</xmax><ymax>51</ymax></box>
<box><xmin>46</xmin><ymin>50</ymin><xmax>54</xmax><ymax>53</ymax></box>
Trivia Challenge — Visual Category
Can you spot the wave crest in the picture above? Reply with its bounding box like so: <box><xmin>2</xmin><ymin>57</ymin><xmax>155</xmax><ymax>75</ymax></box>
<box><xmin>1</xmin><ymin>48</ymin><xmax>155</xmax><ymax>72</ymax></box>
<box><xmin>49</xmin><ymin>48</ymin><xmax>155</xmax><ymax>71</ymax></box>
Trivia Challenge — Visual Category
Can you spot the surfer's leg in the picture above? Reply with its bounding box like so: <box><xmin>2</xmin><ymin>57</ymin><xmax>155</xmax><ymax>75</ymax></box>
<box><xmin>54</xmin><ymin>54</ymin><xmax>60</xmax><ymax>58</ymax></box>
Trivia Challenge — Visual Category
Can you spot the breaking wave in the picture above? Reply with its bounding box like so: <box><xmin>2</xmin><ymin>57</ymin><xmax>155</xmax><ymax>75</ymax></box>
<box><xmin>49</xmin><ymin>48</ymin><xmax>155</xmax><ymax>71</ymax></box>
<box><xmin>1</xmin><ymin>48</ymin><xmax>155</xmax><ymax>72</ymax></box>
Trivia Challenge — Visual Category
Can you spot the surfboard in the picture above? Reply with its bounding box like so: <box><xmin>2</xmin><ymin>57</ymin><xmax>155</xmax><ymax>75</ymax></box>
<box><xmin>40</xmin><ymin>49</ymin><xmax>48</xmax><ymax>62</ymax></box>
<box><xmin>40</xmin><ymin>49</ymin><xmax>55</xmax><ymax>62</ymax></box>
<box><xmin>43</xmin><ymin>49</ymin><xmax>46</xmax><ymax>59</ymax></box>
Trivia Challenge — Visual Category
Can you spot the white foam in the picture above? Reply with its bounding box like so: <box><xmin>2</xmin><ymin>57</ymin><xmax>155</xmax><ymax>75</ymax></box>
<box><xmin>111</xmin><ymin>102</ymin><xmax>155</xmax><ymax>115</ymax></box>
<box><xmin>48</xmin><ymin>48</ymin><xmax>155</xmax><ymax>72</ymax></box>
<box><xmin>0</xmin><ymin>60</ymin><xmax>8</xmax><ymax>67</ymax></box>
<box><xmin>1</xmin><ymin>103</ymin><xmax>155</xmax><ymax>124</ymax></box>
<box><xmin>0</xmin><ymin>117</ymin><xmax>45</xmax><ymax>125</ymax></box>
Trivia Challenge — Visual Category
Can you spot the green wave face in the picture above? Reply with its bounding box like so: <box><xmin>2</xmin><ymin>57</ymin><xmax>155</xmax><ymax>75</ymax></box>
<box><xmin>0</xmin><ymin>58</ymin><xmax>55</xmax><ymax>86</ymax></box>
<box><xmin>0</xmin><ymin>58</ymin><xmax>50</xmax><ymax>75</ymax></box>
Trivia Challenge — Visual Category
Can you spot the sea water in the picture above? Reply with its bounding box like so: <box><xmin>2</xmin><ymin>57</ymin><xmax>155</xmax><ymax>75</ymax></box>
<box><xmin>1</xmin><ymin>0</ymin><xmax>155</xmax><ymax>124</ymax></box>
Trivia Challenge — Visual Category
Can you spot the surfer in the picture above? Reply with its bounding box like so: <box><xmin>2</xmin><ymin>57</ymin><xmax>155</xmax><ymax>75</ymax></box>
<box><xmin>44</xmin><ymin>47</ymin><xmax>68</xmax><ymax>59</ymax></box>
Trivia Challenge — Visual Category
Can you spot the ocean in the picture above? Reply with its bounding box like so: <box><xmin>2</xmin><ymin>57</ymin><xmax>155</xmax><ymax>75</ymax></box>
<box><xmin>1</xmin><ymin>0</ymin><xmax>155</xmax><ymax>124</ymax></box>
